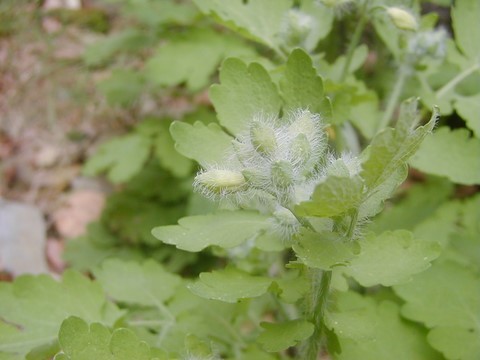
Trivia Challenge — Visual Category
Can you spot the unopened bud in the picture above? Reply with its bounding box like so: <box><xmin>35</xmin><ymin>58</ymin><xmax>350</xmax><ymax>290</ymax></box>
<box><xmin>289</xmin><ymin>110</ymin><xmax>317</xmax><ymax>137</ymax></box>
<box><xmin>250</xmin><ymin>122</ymin><xmax>278</xmax><ymax>156</ymax></box>
<box><xmin>386</xmin><ymin>7</ymin><xmax>417</xmax><ymax>31</ymax></box>
<box><xmin>195</xmin><ymin>169</ymin><xmax>246</xmax><ymax>195</ymax></box>
<box><xmin>290</xmin><ymin>134</ymin><xmax>312</xmax><ymax>165</ymax></box>
<box><xmin>271</xmin><ymin>161</ymin><xmax>294</xmax><ymax>188</ymax></box>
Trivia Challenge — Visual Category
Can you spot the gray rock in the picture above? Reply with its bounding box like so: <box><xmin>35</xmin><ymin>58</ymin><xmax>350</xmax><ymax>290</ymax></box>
<box><xmin>0</xmin><ymin>199</ymin><xmax>49</xmax><ymax>276</ymax></box>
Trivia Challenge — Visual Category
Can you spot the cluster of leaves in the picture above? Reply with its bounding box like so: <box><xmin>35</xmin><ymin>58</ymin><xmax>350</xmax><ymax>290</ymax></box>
<box><xmin>1</xmin><ymin>0</ymin><xmax>479</xmax><ymax>359</ymax></box>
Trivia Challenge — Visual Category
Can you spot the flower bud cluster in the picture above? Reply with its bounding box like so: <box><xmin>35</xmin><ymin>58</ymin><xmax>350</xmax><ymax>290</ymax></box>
<box><xmin>406</xmin><ymin>28</ymin><xmax>448</xmax><ymax>65</ymax></box>
<box><xmin>280</xmin><ymin>9</ymin><xmax>314</xmax><ymax>49</ymax></box>
<box><xmin>194</xmin><ymin>110</ymin><xmax>360</xmax><ymax>241</ymax></box>
<box><xmin>194</xmin><ymin>110</ymin><xmax>326</xmax><ymax>205</ymax></box>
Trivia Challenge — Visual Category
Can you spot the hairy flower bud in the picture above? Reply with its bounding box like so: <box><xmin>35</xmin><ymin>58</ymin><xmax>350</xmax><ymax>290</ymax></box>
<box><xmin>290</xmin><ymin>133</ymin><xmax>312</xmax><ymax>166</ymax></box>
<box><xmin>281</xmin><ymin>9</ymin><xmax>313</xmax><ymax>47</ymax></box>
<box><xmin>250</xmin><ymin>121</ymin><xmax>278</xmax><ymax>156</ymax></box>
<box><xmin>271</xmin><ymin>161</ymin><xmax>294</xmax><ymax>189</ymax></box>
<box><xmin>386</xmin><ymin>7</ymin><xmax>418</xmax><ymax>31</ymax></box>
<box><xmin>194</xmin><ymin>169</ymin><xmax>246</xmax><ymax>198</ymax></box>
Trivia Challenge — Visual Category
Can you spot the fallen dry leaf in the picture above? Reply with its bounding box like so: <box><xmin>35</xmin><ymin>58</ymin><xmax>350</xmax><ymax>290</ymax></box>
<box><xmin>46</xmin><ymin>237</ymin><xmax>66</xmax><ymax>273</ymax></box>
<box><xmin>52</xmin><ymin>189</ymin><xmax>105</xmax><ymax>238</ymax></box>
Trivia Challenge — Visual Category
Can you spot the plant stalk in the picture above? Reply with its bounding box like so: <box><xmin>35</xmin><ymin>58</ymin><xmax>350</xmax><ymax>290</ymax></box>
<box><xmin>301</xmin><ymin>268</ymin><xmax>333</xmax><ymax>360</ymax></box>
<box><xmin>436</xmin><ymin>62</ymin><xmax>480</xmax><ymax>99</ymax></box>
<box><xmin>340</xmin><ymin>0</ymin><xmax>370</xmax><ymax>82</ymax></box>
<box><xmin>376</xmin><ymin>66</ymin><xmax>409</xmax><ymax>132</ymax></box>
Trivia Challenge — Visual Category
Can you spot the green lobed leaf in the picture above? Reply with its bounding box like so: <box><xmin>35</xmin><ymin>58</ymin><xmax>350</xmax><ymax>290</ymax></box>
<box><xmin>144</xmin><ymin>28</ymin><xmax>254</xmax><ymax>91</ymax></box>
<box><xmin>83</xmin><ymin>133</ymin><xmax>151</xmax><ymax>184</ymax></box>
<box><xmin>152</xmin><ymin>210</ymin><xmax>270</xmax><ymax>252</ymax></box>
<box><xmin>93</xmin><ymin>259</ymin><xmax>182</xmax><ymax>307</ymax></box>
<box><xmin>193</xmin><ymin>0</ymin><xmax>292</xmax><ymax>52</ymax></box>
<box><xmin>394</xmin><ymin>261</ymin><xmax>480</xmax><ymax>360</ymax></box>
<box><xmin>296</xmin><ymin>175</ymin><xmax>364</xmax><ymax>218</ymax></box>
<box><xmin>292</xmin><ymin>230</ymin><xmax>356</xmax><ymax>270</ymax></box>
<box><xmin>55</xmin><ymin>317</ymin><xmax>161</xmax><ymax>360</ymax></box>
<box><xmin>188</xmin><ymin>267</ymin><xmax>272</xmax><ymax>303</ymax></box>
<box><xmin>333</xmin><ymin>293</ymin><xmax>442</xmax><ymax>360</ymax></box>
<box><xmin>455</xmin><ymin>94</ymin><xmax>480</xmax><ymax>138</ymax></box>
<box><xmin>257</xmin><ymin>320</ymin><xmax>314</xmax><ymax>352</ymax></box>
<box><xmin>361</xmin><ymin>99</ymin><xmax>437</xmax><ymax>191</ymax></box>
<box><xmin>154</xmin><ymin>121</ymin><xmax>192</xmax><ymax>178</ymax></box>
<box><xmin>452</xmin><ymin>0</ymin><xmax>480</xmax><ymax>60</ymax></box>
<box><xmin>0</xmin><ymin>271</ymin><xmax>122</xmax><ymax>359</ymax></box>
<box><xmin>170</xmin><ymin>121</ymin><xmax>233</xmax><ymax>167</ymax></box>
<box><xmin>279</xmin><ymin>48</ymin><xmax>328</xmax><ymax>115</ymax></box>
<box><xmin>410</xmin><ymin>127</ymin><xmax>480</xmax><ymax>185</ymax></box>
<box><xmin>210</xmin><ymin>58</ymin><xmax>282</xmax><ymax>134</ymax></box>
<box><xmin>345</xmin><ymin>230</ymin><xmax>440</xmax><ymax>287</ymax></box>
<box><xmin>97</xmin><ymin>69</ymin><xmax>144</xmax><ymax>107</ymax></box>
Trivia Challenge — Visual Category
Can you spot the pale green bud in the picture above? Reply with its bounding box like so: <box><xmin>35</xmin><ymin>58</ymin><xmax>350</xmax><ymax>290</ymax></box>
<box><xmin>386</xmin><ymin>7</ymin><xmax>418</xmax><ymax>31</ymax></box>
<box><xmin>250</xmin><ymin>122</ymin><xmax>278</xmax><ymax>156</ymax></box>
<box><xmin>290</xmin><ymin>134</ymin><xmax>312</xmax><ymax>165</ymax></box>
<box><xmin>271</xmin><ymin>161</ymin><xmax>294</xmax><ymax>189</ymax></box>
<box><xmin>289</xmin><ymin>110</ymin><xmax>317</xmax><ymax>137</ymax></box>
<box><xmin>194</xmin><ymin>169</ymin><xmax>246</xmax><ymax>195</ymax></box>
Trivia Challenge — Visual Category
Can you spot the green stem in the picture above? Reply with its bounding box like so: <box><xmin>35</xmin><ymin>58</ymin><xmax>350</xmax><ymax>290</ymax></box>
<box><xmin>436</xmin><ymin>62</ymin><xmax>480</xmax><ymax>99</ymax></box>
<box><xmin>340</xmin><ymin>0</ymin><xmax>369</xmax><ymax>82</ymax></box>
<box><xmin>376</xmin><ymin>66</ymin><xmax>409</xmax><ymax>132</ymax></box>
<box><xmin>301</xmin><ymin>269</ymin><xmax>333</xmax><ymax>360</ymax></box>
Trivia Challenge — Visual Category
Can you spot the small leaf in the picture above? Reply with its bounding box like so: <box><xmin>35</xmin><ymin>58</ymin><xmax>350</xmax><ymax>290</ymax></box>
<box><xmin>346</xmin><ymin>230</ymin><xmax>440</xmax><ymax>287</ymax></box>
<box><xmin>292</xmin><ymin>230</ymin><xmax>356</xmax><ymax>270</ymax></box>
<box><xmin>83</xmin><ymin>134</ymin><xmax>151</xmax><ymax>184</ymax></box>
<box><xmin>55</xmin><ymin>317</ymin><xmax>158</xmax><ymax>360</ymax></box>
<box><xmin>210</xmin><ymin>58</ymin><xmax>282</xmax><ymax>134</ymax></box>
<box><xmin>410</xmin><ymin>127</ymin><xmax>480</xmax><ymax>185</ymax></box>
<box><xmin>170</xmin><ymin>121</ymin><xmax>233</xmax><ymax>167</ymax></box>
<box><xmin>257</xmin><ymin>320</ymin><xmax>314</xmax><ymax>352</ymax></box>
<box><xmin>93</xmin><ymin>259</ymin><xmax>182</xmax><ymax>307</ymax></box>
<box><xmin>152</xmin><ymin>211</ymin><xmax>270</xmax><ymax>252</ymax></box>
<box><xmin>188</xmin><ymin>267</ymin><xmax>272</xmax><ymax>303</ymax></box>
<box><xmin>296</xmin><ymin>175</ymin><xmax>364</xmax><ymax>218</ymax></box>
<box><xmin>279</xmin><ymin>49</ymin><xmax>328</xmax><ymax>114</ymax></box>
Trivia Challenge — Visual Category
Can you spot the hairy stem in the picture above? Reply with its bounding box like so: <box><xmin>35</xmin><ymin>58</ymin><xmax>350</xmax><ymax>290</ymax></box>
<box><xmin>376</xmin><ymin>66</ymin><xmax>409</xmax><ymax>132</ymax></box>
<box><xmin>340</xmin><ymin>0</ymin><xmax>370</xmax><ymax>82</ymax></box>
<box><xmin>301</xmin><ymin>268</ymin><xmax>333</xmax><ymax>360</ymax></box>
<box><xmin>436</xmin><ymin>62</ymin><xmax>480</xmax><ymax>99</ymax></box>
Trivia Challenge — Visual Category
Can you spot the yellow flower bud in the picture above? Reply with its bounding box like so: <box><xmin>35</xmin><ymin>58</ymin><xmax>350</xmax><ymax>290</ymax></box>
<box><xmin>386</xmin><ymin>7</ymin><xmax>418</xmax><ymax>31</ymax></box>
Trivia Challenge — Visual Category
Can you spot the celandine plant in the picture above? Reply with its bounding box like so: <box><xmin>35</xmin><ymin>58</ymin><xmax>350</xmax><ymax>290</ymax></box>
<box><xmin>1</xmin><ymin>1</ymin><xmax>479</xmax><ymax>359</ymax></box>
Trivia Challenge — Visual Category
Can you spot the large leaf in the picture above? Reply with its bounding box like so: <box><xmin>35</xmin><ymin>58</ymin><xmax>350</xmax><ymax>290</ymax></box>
<box><xmin>188</xmin><ymin>267</ymin><xmax>272</xmax><ymax>303</ymax></box>
<box><xmin>257</xmin><ymin>320</ymin><xmax>314</xmax><ymax>352</ymax></box>
<box><xmin>410</xmin><ymin>127</ymin><xmax>480</xmax><ymax>185</ymax></box>
<box><xmin>345</xmin><ymin>230</ymin><xmax>440</xmax><ymax>287</ymax></box>
<box><xmin>93</xmin><ymin>260</ymin><xmax>182</xmax><ymax>307</ymax></box>
<box><xmin>144</xmin><ymin>29</ymin><xmax>254</xmax><ymax>91</ymax></box>
<box><xmin>394</xmin><ymin>261</ymin><xmax>480</xmax><ymax>360</ymax></box>
<box><xmin>455</xmin><ymin>94</ymin><xmax>480</xmax><ymax>138</ymax></box>
<box><xmin>332</xmin><ymin>293</ymin><xmax>441</xmax><ymax>360</ymax></box>
<box><xmin>0</xmin><ymin>271</ymin><xmax>122</xmax><ymax>358</ymax></box>
<box><xmin>193</xmin><ymin>0</ymin><xmax>292</xmax><ymax>52</ymax></box>
<box><xmin>170</xmin><ymin>121</ymin><xmax>233</xmax><ymax>167</ymax></box>
<box><xmin>54</xmin><ymin>317</ymin><xmax>162</xmax><ymax>360</ymax></box>
<box><xmin>152</xmin><ymin>211</ymin><xmax>270</xmax><ymax>252</ymax></box>
<box><xmin>210</xmin><ymin>58</ymin><xmax>282</xmax><ymax>134</ymax></box>
<box><xmin>452</xmin><ymin>0</ymin><xmax>480</xmax><ymax>60</ymax></box>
